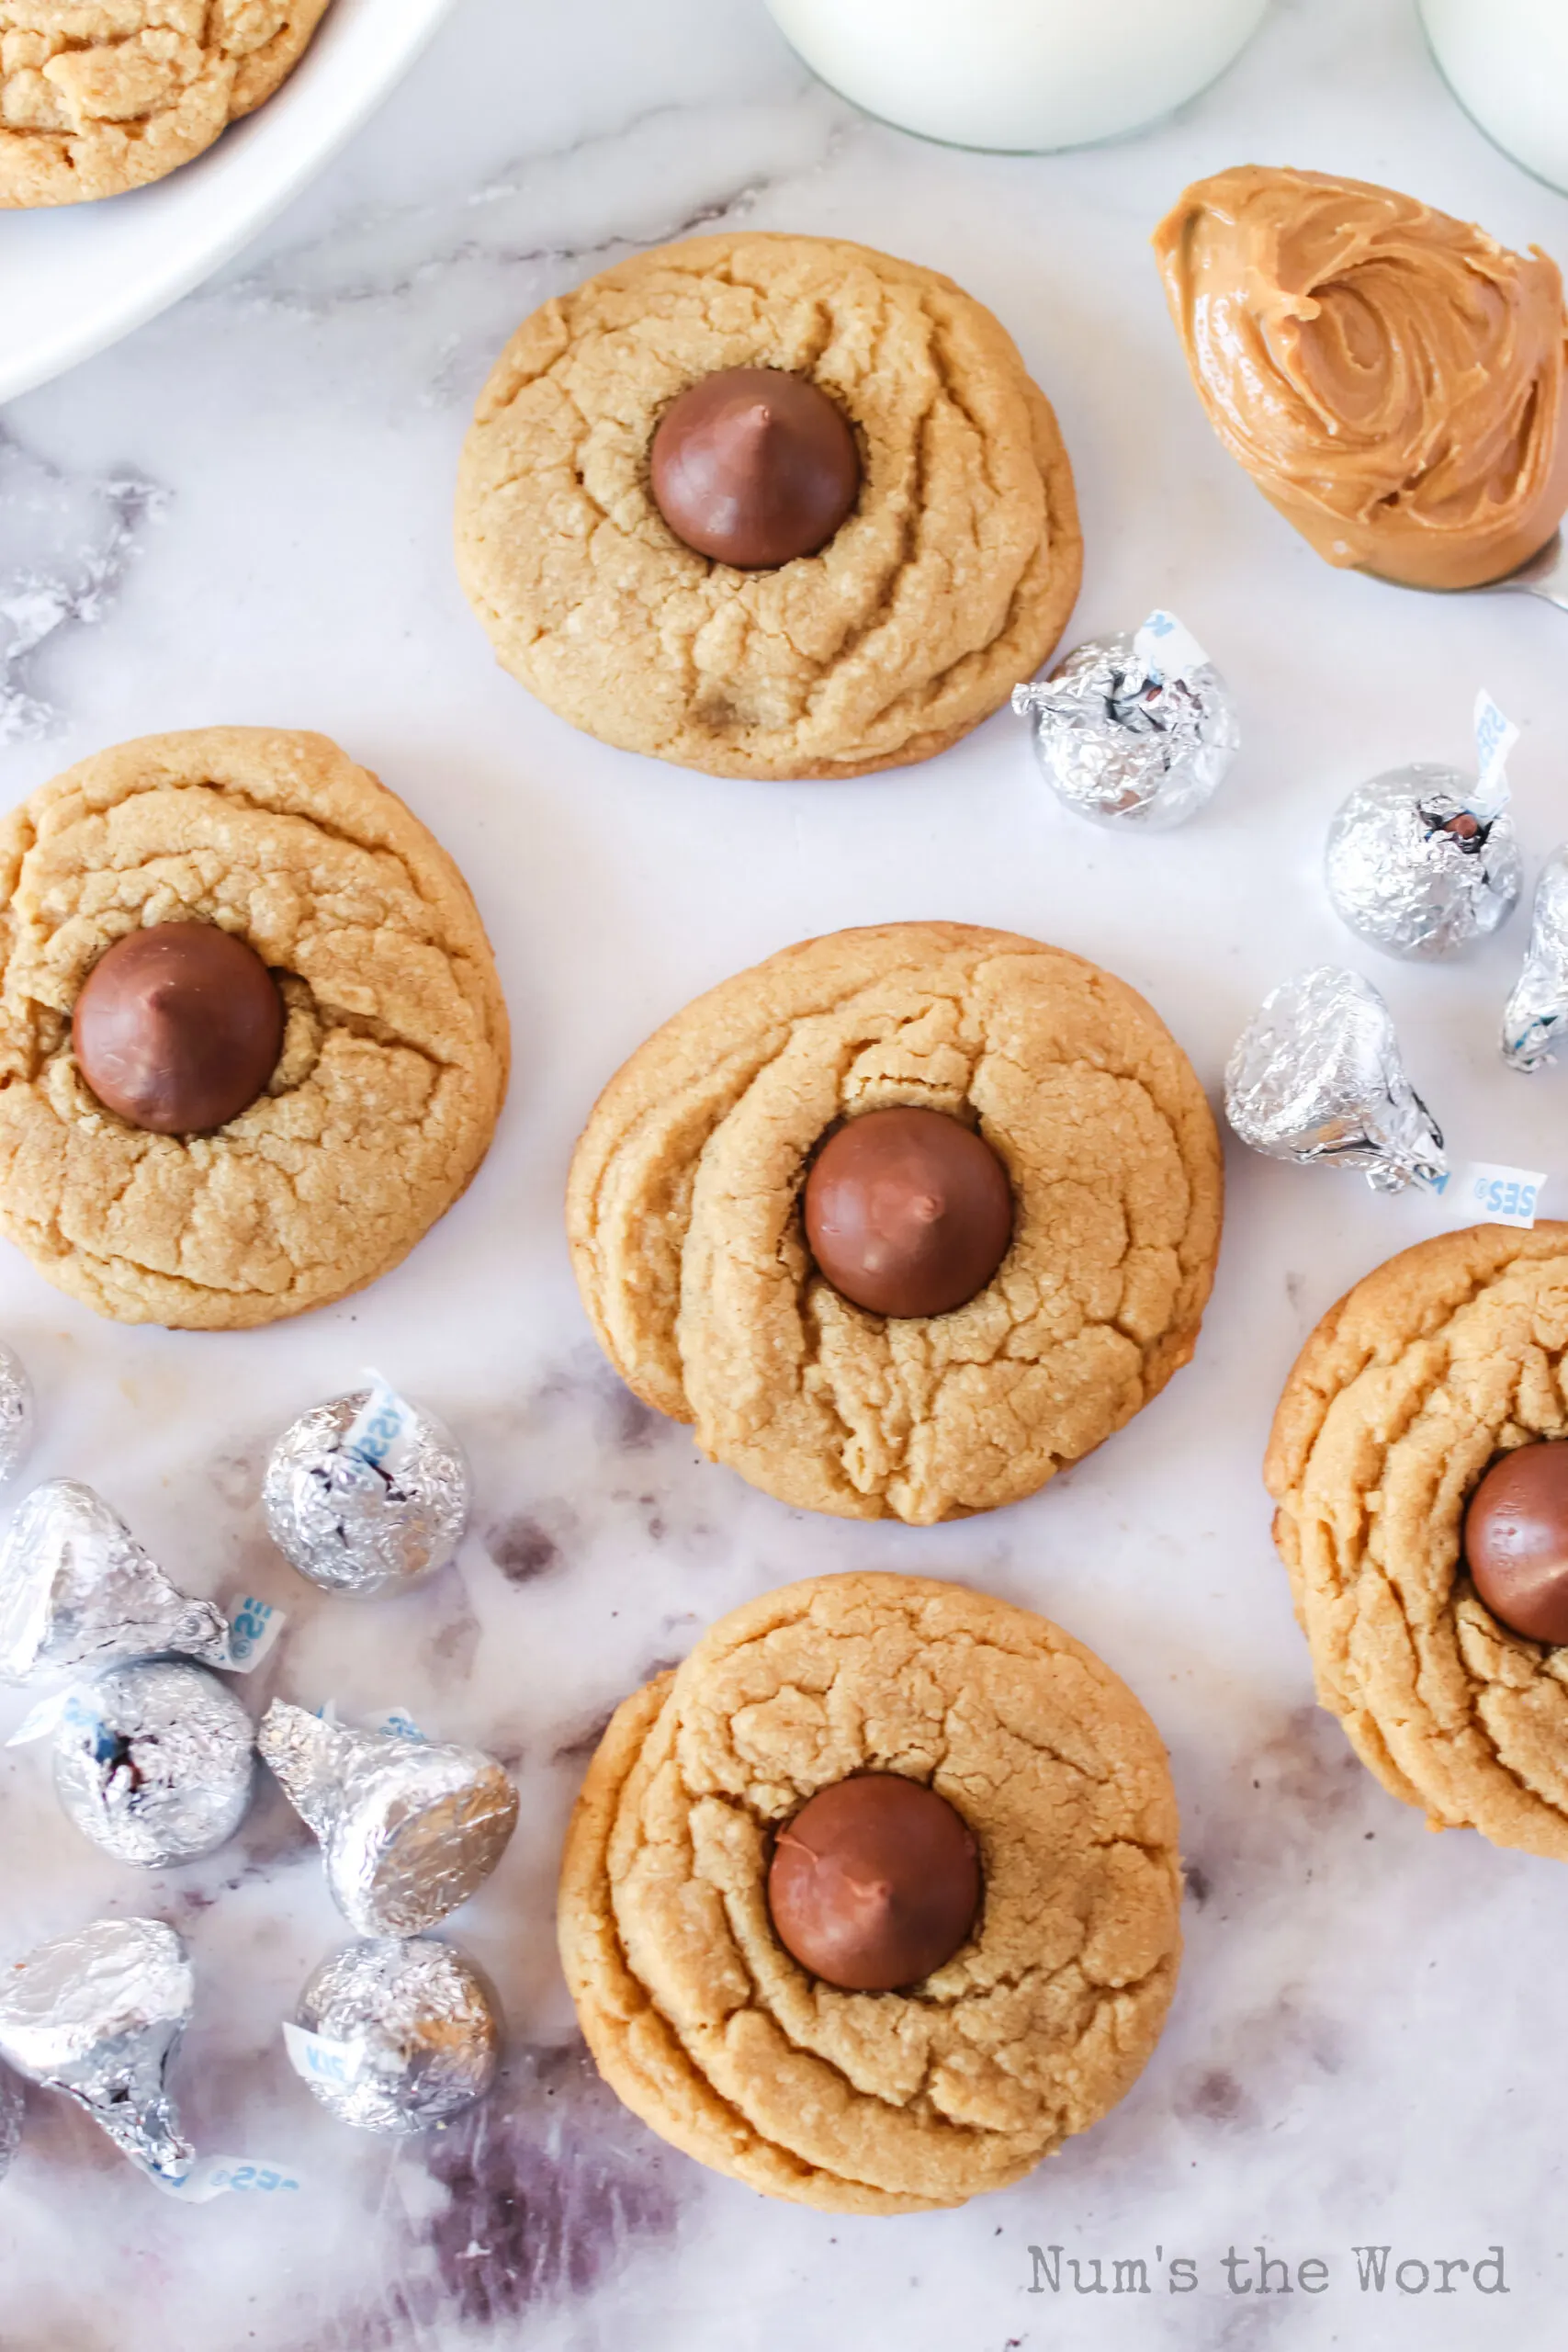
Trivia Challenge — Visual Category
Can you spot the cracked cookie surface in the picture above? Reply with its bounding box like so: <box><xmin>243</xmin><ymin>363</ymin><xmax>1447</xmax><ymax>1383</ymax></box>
<box><xmin>1267</xmin><ymin>1223</ymin><xmax>1568</xmax><ymax>1860</ymax></box>
<box><xmin>0</xmin><ymin>0</ymin><xmax>332</xmax><ymax>208</ymax></box>
<box><xmin>567</xmin><ymin>922</ymin><xmax>1223</xmax><ymax>1523</ymax></box>
<box><xmin>558</xmin><ymin>1572</ymin><xmax>1183</xmax><ymax>2213</ymax></box>
<box><xmin>0</xmin><ymin>727</ymin><xmax>508</xmax><ymax>1328</ymax></box>
<box><xmin>454</xmin><ymin>232</ymin><xmax>1082</xmax><ymax>780</ymax></box>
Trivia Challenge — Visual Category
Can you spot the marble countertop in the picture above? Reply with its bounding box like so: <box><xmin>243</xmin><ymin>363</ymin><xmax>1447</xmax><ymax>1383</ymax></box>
<box><xmin>4</xmin><ymin>0</ymin><xmax>1568</xmax><ymax>2343</ymax></box>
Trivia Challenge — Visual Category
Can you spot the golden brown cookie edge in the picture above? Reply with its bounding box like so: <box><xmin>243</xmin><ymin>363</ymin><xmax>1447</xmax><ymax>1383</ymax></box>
<box><xmin>0</xmin><ymin>0</ymin><xmax>334</xmax><ymax>210</ymax></box>
<box><xmin>1265</xmin><ymin>1220</ymin><xmax>1568</xmax><ymax>1852</ymax></box>
<box><xmin>556</xmin><ymin>1572</ymin><xmax>1183</xmax><ymax>2209</ymax></box>
<box><xmin>454</xmin><ymin>231</ymin><xmax>1082</xmax><ymax>781</ymax></box>
<box><xmin>567</xmin><ymin>920</ymin><xmax>1223</xmax><ymax>1514</ymax></box>
<box><xmin>0</xmin><ymin>725</ymin><xmax>510</xmax><ymax>1329</ymax></box>
<box><xmin>557</xmin><ymin>1663</ymin><xmax>941</xmax><ymax>2213</ymax></box>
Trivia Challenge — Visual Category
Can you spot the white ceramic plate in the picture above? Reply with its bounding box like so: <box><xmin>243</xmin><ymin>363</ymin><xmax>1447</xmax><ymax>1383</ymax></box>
<box><xmin>0</xmin><ymin>0</ymin><xmax>458</xmax><ymax>406</ymax></box>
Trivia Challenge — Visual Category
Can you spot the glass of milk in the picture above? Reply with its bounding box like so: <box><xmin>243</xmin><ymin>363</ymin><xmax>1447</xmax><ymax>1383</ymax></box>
<box><xmin>762</xmin><ymin>0</ymin><xmax>1271</xmax><ymax>153</ymax></box>
<box><xmin>1421</xmin><ymin>0</ymin><xmax>1568</xmax><ymax>195</ymax></box>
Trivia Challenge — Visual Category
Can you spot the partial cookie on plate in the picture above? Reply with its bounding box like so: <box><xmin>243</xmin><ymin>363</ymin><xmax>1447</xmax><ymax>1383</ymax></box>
<box><xmin>1268</xmin><ymin>1222</ymin><xmax>1568</xmax><ymax>1860</ymax></box>
<box><xmin>567</xmin><ymin>920</ymin><xmax>1223</xmax><ymax>1523</ymax></box>
<box><xmin>0</xmin><ymin>726</ymin><xmax>508</xmax><ymax>1328</ymax></box>
<box><xmin>0</xmin><ymin>0</ymin><xmax>334</xmax><ymax>208</ymax></box>
<box><xmin>558</xmin><ymin>1571</ymin><xmax>1183</xmax><ymax>2213</ymax></box>
<box><xmin>456</xmin><ymin>232</ymin><xmax>1082</xmax><ymax>780</ymax></box>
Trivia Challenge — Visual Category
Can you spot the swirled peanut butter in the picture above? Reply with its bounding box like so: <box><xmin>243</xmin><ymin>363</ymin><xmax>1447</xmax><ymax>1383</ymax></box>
<box><xmin>1154</xmin><ymin>165</ymin><xmax>1568</xmax><ymax>589</ymax></box>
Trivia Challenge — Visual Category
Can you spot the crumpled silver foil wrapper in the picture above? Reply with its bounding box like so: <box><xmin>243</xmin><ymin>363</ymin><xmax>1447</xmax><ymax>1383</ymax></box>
<box><xmin>53</xmin><ymin>1661</ymin><xmax>256</xmax><ymax>1868</ymax></box>
<box><xmin>292</xmin><ymin>1938</ymin><xmax>501</xmax><ymax>2135</ymax></box>
<box><xmin>0</xmin><ymin>1480</ymin><xmax>232</xmax><ymax>1689</ymax></box>
<box><xmin>263</xmin><ymin>1385</ymin><xmax>468</xmax><ymax>1600</ymax></box>
<box><xmin>1011</xmin><ymin>632</ymin><xmax>1239</xmax><ymax>829</ymax></box>
<box><xmin>1325</xmin><ymin>765</ymin><xmax>1522</xmax><ymax>960</ymax></box>
<box><xmin>258</xmin><ymin>1701</ymin><xmax>518</xmax><ymax>1935</ymax></box>
<box><xmin>0</xmin><ymin>1917</ymin><xmax>194</xmax><ymax>2178</ymax></box>
<box><xmin>0</xmin><ymin>1344</ymin><xmax>33</xmax><ymax>1493</ymax></box>
<box><xmin>1502</xmin><ymin>846</ymin><xmax>1568</xmax><ymax>1072</ymax></box>
<box><xmin>1225</xmin><ymin>966</ymin><xmax>1447</xmax><ymax>1193</ymax></box>
<box><xmin>0</xmin><ymin>2061</ymin><xmax>22</xmax><ymax>2182</ymax></box>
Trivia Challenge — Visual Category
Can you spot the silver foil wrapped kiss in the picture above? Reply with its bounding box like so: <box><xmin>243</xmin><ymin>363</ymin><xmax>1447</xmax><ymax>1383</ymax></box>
<box><xmin>0</xmin><ymin>1342</ymin><xmax>33</xmax><ymax>1492</ymax></box>
<box><xmin>287</xmin><ymin>1937</ymin><xmax>501</xmax><ymax>2135</ymax></box>
<box><xmin>1012</xmin><ymin>608</ymin><xmax>1239</xmax><ymax>829</ymax></box>
<box><xmin>1225</xmin><ymin>966</ymin><xmax>1447</xmax><ymax>1193</ymax></box>
<box><xmin>0</xmin><ymin>1479</ymin><xmax>265</xmax><ymax>1688</ymax></box>
<box><xmin>0</xmin><ymin>2060</ymin><xmax>22</xmax><ymax>2183</ymax></box>
<box><xmin>259</xmin><ymin>1701</ymin><xmax>517</xmax><ymax>1935</ymax></box>
<box><xmin>1325</xmin><ymin>765</ymin><xmax>1521</xmax><ymax>960</ymax></box>
<box><xmin>52</xmin><ymin>1660</ymin><xmax>256</xmax><ymax>1868</ymax></box>
<box><xmin>1502</xmin><ymin>846</ymin><xmax>1568</xmax><ymax>1072</ymax></box>
<box><xmin>0</xmin><ymin>1917</ymin><xmax>194</xmax><ymax>2178</ymax></box>
<box><xmin>263</xmin><ymin>1377</ymin><xmax>468</xmax><ymax>1599</ymax></box>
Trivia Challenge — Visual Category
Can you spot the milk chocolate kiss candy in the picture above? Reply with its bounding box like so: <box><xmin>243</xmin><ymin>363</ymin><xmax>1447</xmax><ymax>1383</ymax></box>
<box><xmin>804</xmin><ymin>1106</ymin><xmax>1013</xmax><ymax>1318</ymax></box>
<box><xmin>650</xmin><ymin>367</ymin><xmax>860</xmax><ymax>568</ymax></box>
<box><xmin>73</xmin><ymin>923</ymin><xmax>284</xmax><ymax>1135</ymax></box>
<box><xmin>1464</xmin><ymin>1442</ymin><xmax>1568</xmax><ymax>1644</ymax></box>
<box><xmin>767</xmin><ymin>1776</ymin><xmax>981</xmax><ymax>1993</ymax></box>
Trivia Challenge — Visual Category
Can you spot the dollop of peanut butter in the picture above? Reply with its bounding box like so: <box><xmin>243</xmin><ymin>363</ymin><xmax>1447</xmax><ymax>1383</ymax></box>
<box><xmin>1153</xmin><ymin>164</ymin><xmax>1568</xmax><ymax>590</ymax></box>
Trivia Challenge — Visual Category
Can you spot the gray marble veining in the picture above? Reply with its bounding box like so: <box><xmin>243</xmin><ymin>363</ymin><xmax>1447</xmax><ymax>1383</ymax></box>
<box><xmin>0</xmin><ymin>427</ymin><xmax>167</xmax><ymax>741</ymax></box>
<box><xmin>2</xmin><ymin>0</ymin><xmax>1567</xmax><ymax>2344</ymax></box>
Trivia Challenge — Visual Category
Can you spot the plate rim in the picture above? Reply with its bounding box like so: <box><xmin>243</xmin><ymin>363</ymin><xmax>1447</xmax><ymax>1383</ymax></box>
<box><xmin>0</xmin><ymin>0</ymin><xmax>462</xmax><ymax>407</ymax></box>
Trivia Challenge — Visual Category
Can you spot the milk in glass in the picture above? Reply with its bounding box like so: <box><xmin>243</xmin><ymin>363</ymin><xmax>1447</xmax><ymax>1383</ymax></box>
<box><xmin>764</xmin><ymin>0</ymin><xmax>1270</xmax><ymax>153</ymax></box>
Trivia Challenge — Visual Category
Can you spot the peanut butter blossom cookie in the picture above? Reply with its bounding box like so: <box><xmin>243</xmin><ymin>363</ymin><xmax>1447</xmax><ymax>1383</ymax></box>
<box><xmin>0</xmin><ymin>728</ymin><xmax>508</xmax><ymax>1329</ymax></box>
<box><xmin>1267</xmin><ymin>1223</ymin><xmax>1568</xmax><ymax>1860</ymax></box>
<box><xmin>455</xmin><ymin>232</ymin><xmax>1082</xmax><ymax>780</ymax></box>
<box><xmin>558</xmin><ymin>1572</ymin><xmax>1183</xmax><ymax>2213</ymax></box>
<box><xmin>0</xmin><ymin>0</ymin><xmax>333</xmax><ymax>208</ymax></box>
<box><xmin>568</xmin><ymin>922</ymin><xmax>1222</xmax><ymax>1523</ymax></box>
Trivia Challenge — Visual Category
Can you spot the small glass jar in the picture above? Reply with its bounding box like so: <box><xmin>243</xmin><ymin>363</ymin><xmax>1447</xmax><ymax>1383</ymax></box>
<box><xmin>763</xmin><ymin>0</ymin><xmax>1271</xmax><ymax>153</ymax></box>
<box><xmin>1421</xmin><ymin>0</ymin><xmax>1568</xmax><ymax>196</ymax></box>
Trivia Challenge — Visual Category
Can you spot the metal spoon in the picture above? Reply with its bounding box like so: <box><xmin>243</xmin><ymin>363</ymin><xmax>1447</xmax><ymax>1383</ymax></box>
<box><xmin>1481</xmin><ymin>533</ymin><xmax>1568</xmax><ymax>611</ymax></box>
<box><xmin>1371</xmin><ymin>532</ymin><xmax>1568</xmax><ymax>610</ymax></box>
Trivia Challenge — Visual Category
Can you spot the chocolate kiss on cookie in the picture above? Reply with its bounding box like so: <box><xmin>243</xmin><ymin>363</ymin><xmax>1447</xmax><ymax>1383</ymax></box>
<box><xmin>804</xmin><ymin>1106</ymin><xmax>1013</xmax><ymax>1318</ymax></box>
<box><xmin>767</xmin><ymin>1774</ymin><xmax>981</xmax><ymax>1992</ymax></box>
<box><xmin>1464</xmin><ymin>1442</ymin><xmax>1568</xmax><ymax>1644</ymax></box>
<box><xmin>650</xmin><ymin>367</ymin><xmax>860</xmax><ymax>568</ymax></box>
<box><xmin>73</xmin><ymin>923</ymin><xmax>284</xmax><ymax>1136</ymax></box>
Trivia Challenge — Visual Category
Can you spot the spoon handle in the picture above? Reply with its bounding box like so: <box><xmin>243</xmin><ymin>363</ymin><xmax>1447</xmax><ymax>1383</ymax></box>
<box><xmin>1482</xmin><ymin>533</ymin><xmax>1568</xmax><ymax>610</ymax></box>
